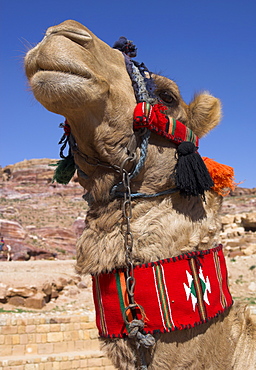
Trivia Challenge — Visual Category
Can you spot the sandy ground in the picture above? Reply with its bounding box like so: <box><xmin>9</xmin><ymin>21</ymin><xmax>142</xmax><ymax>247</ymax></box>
<box><xmin>0</xmin><ymin>260</ymin><xmax>78</xmax><ymax>287</ymax></box>
<box><xmin>0</xmin><ymin>256</ymin><xmax>255</xmax><ymax>314</ymax></box>
<box><xmin>0</xmin><ymin>259</ymin><xmax>94</xmax><ymax>312</ymax></box>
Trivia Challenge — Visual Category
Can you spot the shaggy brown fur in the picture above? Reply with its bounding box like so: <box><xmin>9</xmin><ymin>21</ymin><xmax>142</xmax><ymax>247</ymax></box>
<box><xmin>25</xmin><ymin>20</ymin><xmax>256</xmax><ymax>369</ymax></box>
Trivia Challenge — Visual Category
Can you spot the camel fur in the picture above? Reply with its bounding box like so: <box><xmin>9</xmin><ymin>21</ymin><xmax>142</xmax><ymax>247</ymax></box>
<box><xmin>25</xmin><ymin>20</ymin><xmax>256</xmax><ymax>369</ymax></box>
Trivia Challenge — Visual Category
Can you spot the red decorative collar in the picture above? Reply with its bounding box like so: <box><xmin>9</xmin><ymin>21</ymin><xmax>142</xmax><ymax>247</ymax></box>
<box><xmin>133</xmin><ymin>102</ymin><xmax>199</xmax><ymax>147</ymax></box>
<box><xmin>92</xmin><ymin>245</ymin><xmax>233</xmax><ymax>338</ymax></box>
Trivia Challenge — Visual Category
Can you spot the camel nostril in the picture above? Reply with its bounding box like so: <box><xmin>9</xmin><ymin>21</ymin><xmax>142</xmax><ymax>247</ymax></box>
<box><xmin>46</xmin><ymin>28</ymin><xmax>92</xmax><ymax>47</ymax></box>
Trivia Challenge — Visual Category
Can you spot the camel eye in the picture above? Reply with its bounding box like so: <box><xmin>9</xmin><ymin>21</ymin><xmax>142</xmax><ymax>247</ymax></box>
<box><xmin>158</xmin><ymin>91</ymin><xmax>176</xmax><ymax>105</ymax></box>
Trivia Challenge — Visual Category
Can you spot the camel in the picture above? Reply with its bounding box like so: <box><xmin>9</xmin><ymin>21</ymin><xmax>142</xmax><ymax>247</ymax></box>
<box><xmin>24</xmin><ymin>20</ymin><xmax>256</xmax><ymax>369</ymax></box>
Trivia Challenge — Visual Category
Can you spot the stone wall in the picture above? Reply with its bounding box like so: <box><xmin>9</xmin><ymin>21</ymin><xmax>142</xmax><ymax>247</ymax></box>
<box><xmin>0</xmin><ymin>311</ymin><xmax>116</xmax><ymax>369</ymax></box>
<box><xmin>220</xmin><ymin>212</ymin><xmax>256</xmax><ymax>257</ymax></box>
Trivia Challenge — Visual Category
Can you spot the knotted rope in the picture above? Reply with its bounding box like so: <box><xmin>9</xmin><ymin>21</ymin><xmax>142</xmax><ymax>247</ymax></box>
<box><xmin>128</xmin><ymin>319</ymin><xmax>155</xmax><ymax>370</ymax></box>
<box><xmin>128</xmin><ymin>320</ymin><xmax>156</xmax><ymax>349</ymax></box>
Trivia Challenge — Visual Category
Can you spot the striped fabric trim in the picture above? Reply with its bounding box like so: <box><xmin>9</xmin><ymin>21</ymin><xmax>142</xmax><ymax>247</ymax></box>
<box><xmin>153</xmin><ymin>264</ymin><xmax>174</xmax><ymax>330</ymax></box>
<box><xmin>142</xmin><ymin>102</ymin><xmax>151</xmax><ymax>118</ymax></box>
<box><xmin>189</xmin><ymin>258</ymin><xmax>207</xmax><ymax>321</ymax></box>
<box><xmin>115</xmin><ymin>272</ymin><xmax>133</xmax><ymax>327</ymax></box>
<box><xmin>167</xmin><ymin>118</ymin><xmax>176</xmax><ymax>136</ymax></box>
<box><xmin>94</xmin><ymin>275</ymin><xmax>108</xmax><ymax>336</ymax></box>
<box><xmin>186</xmin><ymin>126</ymin><xmax>197</xmax><ymax>144</ymax></box>
<box><xmin>213</xmin><ymin>251</ymin><xmax>227</xmax><ymax>309</ymax></box>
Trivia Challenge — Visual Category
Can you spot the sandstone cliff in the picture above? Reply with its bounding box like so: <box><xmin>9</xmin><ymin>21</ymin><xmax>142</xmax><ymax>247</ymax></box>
<box><xmin>0</xmin><ymin>159</ymin><xmax>87</xmax><ymax>261</ymax></box>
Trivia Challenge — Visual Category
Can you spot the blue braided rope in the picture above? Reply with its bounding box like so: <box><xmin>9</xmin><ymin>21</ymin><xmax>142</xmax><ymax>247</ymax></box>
<box><xmin>114</xmin><ymin>187</ymin><xmax>178</xmax><ymax>199</ymax></box>
<box><xmin>130</xmin><ymin>129</ymin><xmax>150</xmax><ymax>180</ymax></box>
<box><xmin>110</xmin><ymin>182</ymin><xmax>122</xmax><ymax>198</ymax></box>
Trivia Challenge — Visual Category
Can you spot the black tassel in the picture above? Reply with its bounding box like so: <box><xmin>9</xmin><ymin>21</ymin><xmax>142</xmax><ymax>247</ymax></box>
<box><xmin>174</xmin><ymin>142</ymin><xmax>214</xmax><ymax>197</ymax></box>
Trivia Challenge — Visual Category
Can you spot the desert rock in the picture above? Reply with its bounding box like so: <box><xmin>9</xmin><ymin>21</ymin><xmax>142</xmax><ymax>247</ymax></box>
<box><xmin>0</xmin><ymin>219</ymin><xmax>26</xmax><ymax>240</ymax></box>
<box><xmin>241</xmin><ymin>212</ymin><xmax>256</xmax><ymax>230</ymax></box>
<box><xmin>7</xmin><ymin>286</ymin><xmax>36</xmax><ymax>298</ymax></box>
<box><xmin>24</xmin><ymin>292</ymin><xmax>46</xmax><ymax>309</ymax></box>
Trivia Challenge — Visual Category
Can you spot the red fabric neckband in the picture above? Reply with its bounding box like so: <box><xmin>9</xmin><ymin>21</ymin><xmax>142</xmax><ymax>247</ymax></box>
<box><xmin>92</xmin><ymin>245</ymin><xmax>233</xmax><ymax>338</ymax></box>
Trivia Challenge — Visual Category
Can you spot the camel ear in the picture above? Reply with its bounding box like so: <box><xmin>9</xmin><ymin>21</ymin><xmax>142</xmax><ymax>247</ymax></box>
<box><xmin>188</xmin><ymin>93</ymin><xmax>222</xmax><ymax>138</ymax></box>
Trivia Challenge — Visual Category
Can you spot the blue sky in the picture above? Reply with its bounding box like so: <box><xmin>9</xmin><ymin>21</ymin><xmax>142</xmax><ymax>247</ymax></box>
<box><xmin>1</xmin><ymin>0</ymin><xmax>256</xmax><ymax>188</ymax></box>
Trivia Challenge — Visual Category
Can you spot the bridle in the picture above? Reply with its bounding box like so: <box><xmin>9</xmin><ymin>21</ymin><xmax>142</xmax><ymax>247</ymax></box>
<box><xmin>61</xmin><ymin>115</ymin><xmax>178</xmax><ymax>200</ymax></box>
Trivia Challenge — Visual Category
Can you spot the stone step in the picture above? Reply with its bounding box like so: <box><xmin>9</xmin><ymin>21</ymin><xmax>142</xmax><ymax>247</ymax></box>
<box><xmin>0</xmin><ymin>350</ymin><xmax>115</xmax><ymax>369</ymax></box>
<box><xmin>0</xmin><ymin>311</ymin><xmax>116</xmax><ymax>369</ymax></box>
<box><xmin>0</xmin><ymin>311</ymin><xmax>100</xmax><ymax>357</ymax></box>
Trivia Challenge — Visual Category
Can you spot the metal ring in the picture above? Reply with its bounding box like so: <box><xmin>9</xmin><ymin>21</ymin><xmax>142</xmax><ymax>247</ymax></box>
<box><xmin>122</xmin><ymin>303</ymin><xmax>145</xmax><ymax>325</ymax></box>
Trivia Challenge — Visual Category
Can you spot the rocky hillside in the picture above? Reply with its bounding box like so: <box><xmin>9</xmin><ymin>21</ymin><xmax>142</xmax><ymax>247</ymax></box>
<box><xmin>0</xmin><ymin>159</ymin><xmax>87</xmax><ymax>260</ymax></box>
<box><xmin>0</xmin><ymin>159</ymin><xmax>256</xmax><ymax>260</ymax></box>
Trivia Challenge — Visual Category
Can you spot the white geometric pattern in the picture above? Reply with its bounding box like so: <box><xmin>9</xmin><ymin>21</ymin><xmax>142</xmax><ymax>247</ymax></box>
<box><xmin>183</xmin><ymin>268</ymin><xmax>211</xmax><ymax>311</ymax></box>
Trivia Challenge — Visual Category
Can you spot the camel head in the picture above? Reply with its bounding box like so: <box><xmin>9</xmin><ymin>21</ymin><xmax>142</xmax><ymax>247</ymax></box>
<box><xmin>25</xmin><ymin>20</ymin><xmax>222</xmax><ymax>202</ymax></box>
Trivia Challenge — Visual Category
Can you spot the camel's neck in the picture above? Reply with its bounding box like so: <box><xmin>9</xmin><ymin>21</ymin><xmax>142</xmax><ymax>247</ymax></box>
<box><xmin>76</xmin><ymin>189</ymin><xmax>222</xmax><ymax>276</ymax></box>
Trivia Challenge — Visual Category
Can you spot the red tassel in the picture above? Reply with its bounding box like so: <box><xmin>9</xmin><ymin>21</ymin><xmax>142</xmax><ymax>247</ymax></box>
<box><xmin>133</xmin><ymin>102</ymin><xmax>168</xmax><ymax>131</ymax></box>
<box><xmin>152</xmin><ymin>104</ymin><xmax>169</xmax><ymax>130</ymax></box>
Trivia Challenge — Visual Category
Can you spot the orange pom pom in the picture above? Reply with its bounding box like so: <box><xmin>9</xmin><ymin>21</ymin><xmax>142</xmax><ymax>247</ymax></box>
<box><xmin>202</xmin><ymin>157</ymin><xmax>235</xmax><ymax>196</ymax></box>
